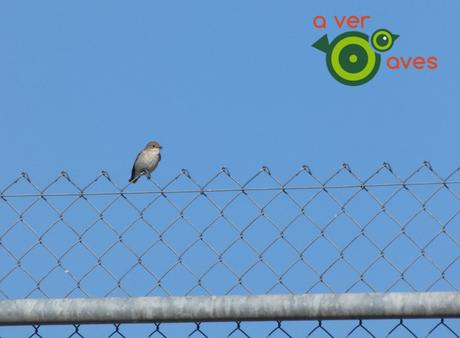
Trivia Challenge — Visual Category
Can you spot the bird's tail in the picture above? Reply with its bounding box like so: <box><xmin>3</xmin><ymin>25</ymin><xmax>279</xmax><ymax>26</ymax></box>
<box><xmin>129</xmin><ymin>175</ymin><xmax>139</xmax><ymax>184</ymax></box>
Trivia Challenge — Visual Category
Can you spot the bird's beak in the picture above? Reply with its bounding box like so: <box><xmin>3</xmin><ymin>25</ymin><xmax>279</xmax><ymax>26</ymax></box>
<box><xmin>160</xmin><ymin>146</ymin><xmax>163</xmax><ymax>149</ymax></box>
<box><xmin>392</xmin><ymin>34</ymin><xmax>399</xmax><ymax>41</ymax></box>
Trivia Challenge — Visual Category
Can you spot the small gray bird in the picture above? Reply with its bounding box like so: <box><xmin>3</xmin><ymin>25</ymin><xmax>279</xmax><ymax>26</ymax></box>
<box><xmin>129</xmin><ymin>141</ymin><xmax>162</xmax><ymax>183</ymax></box>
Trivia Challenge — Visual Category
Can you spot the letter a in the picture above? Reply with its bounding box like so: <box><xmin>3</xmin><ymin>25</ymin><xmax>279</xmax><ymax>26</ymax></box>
<box><xmin>313</xmin><ymin>16</ymin><xmax>327</xmax><ymax>29</ymax></box>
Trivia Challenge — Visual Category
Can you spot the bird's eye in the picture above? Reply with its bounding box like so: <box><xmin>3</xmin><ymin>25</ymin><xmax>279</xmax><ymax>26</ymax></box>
<box><xmin>371</xmin><ymin>29</ymin><xmax>395</xmax><ymax>52</ymax></box>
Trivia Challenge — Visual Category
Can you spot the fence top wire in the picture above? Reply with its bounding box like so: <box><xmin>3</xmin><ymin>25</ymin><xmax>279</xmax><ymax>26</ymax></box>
<box><xmin>1</xmin><ymin>160</ymin><xmax>460</xmax><ymax>301</ymax></box>
<box><xmin>2</xmin><ymin>161</ymin><xmax>460</xmax><ymax>198</ymax></box>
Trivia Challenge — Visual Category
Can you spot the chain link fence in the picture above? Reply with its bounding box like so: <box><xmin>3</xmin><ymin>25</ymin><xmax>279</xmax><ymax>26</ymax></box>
<box><xmin>1</xmin><ymin>162</ymin><xmax>460</xmax><ymax>337</ymax></box>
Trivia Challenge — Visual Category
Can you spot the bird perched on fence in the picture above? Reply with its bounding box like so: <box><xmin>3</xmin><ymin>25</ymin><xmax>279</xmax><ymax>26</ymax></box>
<box><xmin>129</xmin><ymin>141</ymin><xmax>162</xmax><ymax>183</ymax></box>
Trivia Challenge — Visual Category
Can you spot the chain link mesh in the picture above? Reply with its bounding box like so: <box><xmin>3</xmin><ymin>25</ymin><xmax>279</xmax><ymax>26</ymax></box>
<box><xmin>1</xmin><ymin>162</ymin><xmax>460</xmax><ymax>336</ymax></box>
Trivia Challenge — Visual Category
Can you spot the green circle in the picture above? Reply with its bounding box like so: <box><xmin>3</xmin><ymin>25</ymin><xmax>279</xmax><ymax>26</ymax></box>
<box><xmin>338</xmin><ymin>44</ymin><xmax>368</xmax><ymax>73</ymax></box>
<box><xmin>371</xmin><ymin>29</ymin><xmax>394</xmax><ymax>52</ymax></box>
<box><xmin>377</xmin><ymin>35</ymin><xmax>388</xmax><ymax>47</ymax></box>
<box><xmin>326</xmin><ymin>32</ymin><xmax>380</xmax><ymax>86</ymax></box>
<box><xmin>349</xmin><ymin>54</ymin><xmax>358</xmax><ymax>63</ymax></box>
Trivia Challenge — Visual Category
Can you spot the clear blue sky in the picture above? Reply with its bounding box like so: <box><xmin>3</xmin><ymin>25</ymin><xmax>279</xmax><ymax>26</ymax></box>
<box><xmin>0</xmin><ymin>1</ymin><xmax>459</xmax><ymax>183</ymax></box>
<box><xmin>0</xmin><ymin>1</ymin><xmax>459</xmax><ymax>336</ymax></box>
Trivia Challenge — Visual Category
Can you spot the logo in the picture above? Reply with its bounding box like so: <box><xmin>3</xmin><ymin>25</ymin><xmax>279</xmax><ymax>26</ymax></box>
<box><xmin>312</xmin><ymin>29</ymin><xmax>398</xmax><ymax>86</ymax></box>
<box><xmin>311</xmin><ymin>15</ymin><xmax>438</xmax><ymax>86</ymax></box>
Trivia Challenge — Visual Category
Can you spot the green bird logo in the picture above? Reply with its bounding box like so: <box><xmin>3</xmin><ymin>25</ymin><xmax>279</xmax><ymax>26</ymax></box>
<box><xmin>312</xmin><ymin>29</ymin><xmax>399</xmax><ymax>86</ymax></box>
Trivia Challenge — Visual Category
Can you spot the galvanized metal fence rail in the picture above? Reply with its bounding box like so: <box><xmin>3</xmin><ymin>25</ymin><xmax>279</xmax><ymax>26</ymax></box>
<box><xmin>1</xmin><ymin>162</ymin><xmax>460</xmax><ymax>337</ymax></box>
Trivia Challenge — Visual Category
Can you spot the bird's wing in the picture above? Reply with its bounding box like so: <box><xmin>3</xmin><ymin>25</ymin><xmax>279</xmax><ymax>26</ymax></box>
<box><xmin>129</xmin><ymin>151</ymin><xmax>142</xmax><ymax>182</ymax></box>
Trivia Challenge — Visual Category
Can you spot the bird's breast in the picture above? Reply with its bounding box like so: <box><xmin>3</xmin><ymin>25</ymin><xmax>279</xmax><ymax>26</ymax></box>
<box><xmin>137</xmin><ymin>150</ymin><xmax>160</xmax><ymax>168</ymax></box>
